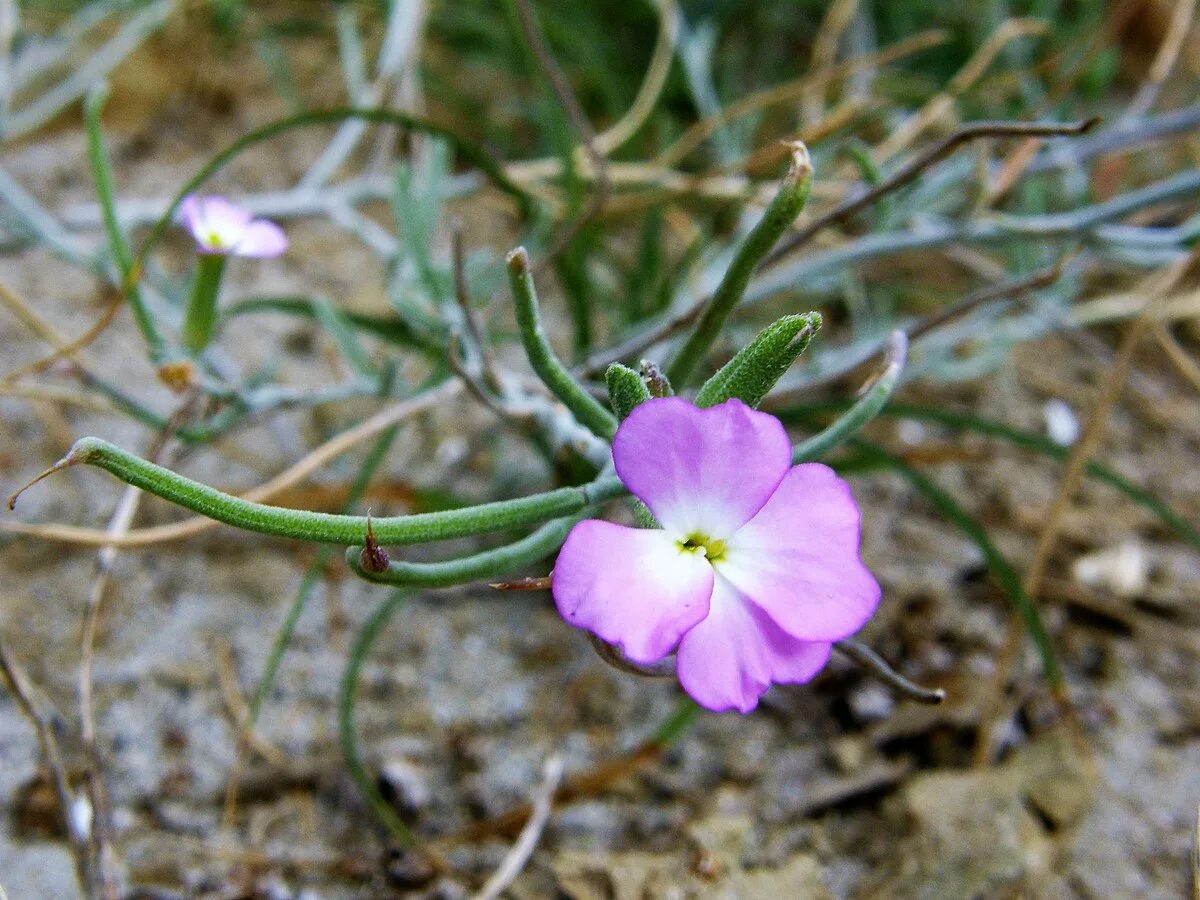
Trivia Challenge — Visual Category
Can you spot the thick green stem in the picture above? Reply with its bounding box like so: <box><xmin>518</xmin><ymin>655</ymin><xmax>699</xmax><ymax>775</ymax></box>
<box><xmin>347</xmin><ymin>515</ymin><xmax>581</xmax><ymax>587</ymax></box>
<box><xmin>667</xmin><ymin>143</ymin><xmax>814</xmax><ymax>387</ymax></box>
<box><xmin>790</xmin><ymin>330</ymin><xmax>907</xmax><ymax>463</ymax></box>
<box><xmin>21</xmin><ymin>436</ymin><xmax>625</xmax><ymax>545</ymax></box>
<box><xmin>181</xmin><ymin>254</ymin><xmax>227</xmax><ymax>353</ymax></box>
<box><xmin>84</xmin><ymin>83</ymin><xmax>168</xmax><ymax>365</ymax></box>
<box><xmin>507</xmin><ymin>247</ymin><xmax>618</xmax><ymax>440</ymax></box>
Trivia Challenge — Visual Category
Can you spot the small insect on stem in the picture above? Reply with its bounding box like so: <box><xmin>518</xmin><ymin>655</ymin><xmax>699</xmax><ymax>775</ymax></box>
<box><xmin>358</xmin><ymin>515</ymin><xmax>390</xmax><ymax>574</ymax></box>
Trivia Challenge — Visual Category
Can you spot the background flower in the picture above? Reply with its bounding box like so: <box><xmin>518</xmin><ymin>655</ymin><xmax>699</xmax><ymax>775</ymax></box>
<box><xmin>180</xmin><ymin>195</ymin><xmax>287</xmax><ymax>258</ymax></box>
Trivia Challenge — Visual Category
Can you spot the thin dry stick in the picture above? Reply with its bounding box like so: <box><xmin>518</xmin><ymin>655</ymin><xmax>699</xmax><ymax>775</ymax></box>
<box><xmin>1154</xmin><ymin>321</ymin><xmax>1200</xmax><ymax>395</ymax></box>
<box><xmin>1</xmin><ymin>293</ymin><xmax>122</xmax><ymax>385</ymax></box>
<box><xmin>78</xmin><ymin>482</ymin><xmax>138</xmax><ymax>900</ymax></box>
<box><xmin>0</xmin><ymin>639</ymin><xmax>92</xmax><ymax>891</ymax></box>
<box><xmin>972</xmin><ymin>254</ymin><xmax>1195</xmax><ymax>767</ymax></box>
<box><xmin>512</xmin><ymin>0</ymin><xmax>610</xmax><ymax>270</ymax></box>
<box><xmin>870</xmin><ymin>18</ymin><xmax>1050</xmax><ymax>163</ymax></box>
<box><xmin>1125</xmin><ymin>0</ymin><xmax>1197</xmax><ymax>118</ymax></box>
<box><xmin>801</xmin><ymin>0</ymin><xmax>859</xmax><ymax>124</ymax></box>
<box><xmin>1</xmin><ymin>380</ymin><xmax>462</xmax><ymax>548</ymax></box>
<box><xmin>76</xmin><ymin>401</ymin><xmax>194</xmax><ymax>900</ymax></box>
<box><xmin>0</xmin><ymin>278</ymin><xmax>75</xmax><ymax>351</ymax></box>
<box><xmin>0</xmin><ymin>382</ymin><xmax>116</xmax><ymax>413</ymax></box>
<box><xmin>472</xmin><ymin>755</ymin><xmax>564</xmax><ymax>900</ymax></box>
<box><xmin>654</xmin><ymin>29</ymin><xmax>949</xmax><ymax>168</ymax></box>
<box><xmin>212</xmin><ymin>638</ymin><xmax>286</xmax><ymax>767</ymax></box>
<box><xmin>764</xmin><ymin>117</ymin><xmax>1098</xmax><ymax>267</ymax></box>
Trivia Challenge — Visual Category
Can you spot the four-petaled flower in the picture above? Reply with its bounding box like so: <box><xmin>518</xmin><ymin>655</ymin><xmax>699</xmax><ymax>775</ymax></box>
<box><xmin>552</xmin><ymin>397</ymin><xmax>880</xmax><ymax>713</ymax></box>
<box><xmin>180</xmin><ymin>195</ymin><xmax>288</xmax><ymax>258</ymax></box>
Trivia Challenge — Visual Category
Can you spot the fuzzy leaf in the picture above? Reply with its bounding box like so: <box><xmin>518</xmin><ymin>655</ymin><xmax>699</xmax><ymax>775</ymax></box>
<box><xmin>695</xmin><ymin>312</ymin><xmax>821</xmax><ymax>408</ymax></box>
<box><xmin>606</xmin><ymin>363</ymin><xmax>652</xmax><ymax>420</ymax></box>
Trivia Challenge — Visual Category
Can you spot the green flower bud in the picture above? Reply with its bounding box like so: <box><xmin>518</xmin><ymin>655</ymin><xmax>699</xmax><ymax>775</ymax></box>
<box><xmin>606</xmin><ymin>363</ymin><xmax>652</xmax><ymax>421</ymax></box>
<box><xmin>694</xmin><ymin>312</ymin><xmax>821</xmax><ymax>409</ymax></box>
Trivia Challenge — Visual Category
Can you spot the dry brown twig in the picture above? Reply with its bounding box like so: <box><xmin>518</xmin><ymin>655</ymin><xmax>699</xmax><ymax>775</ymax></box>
<box><xmin>972</xmin><ymin>248</ymin><xmax>1200</xmax><ymax>767</ymax></box>
<box><xmin>0</xmin><ymin>639</ymin><xmax>92</xmax><ymax>890</ymax></box>
<box><xmin>1</xmin><ymin>380</ymin><xmax>463</xmax><ymax>548</ymax></box>
<box><xmin>472</xmin><ymin>755</ymin><xmax>564</xmax><ymax>900</ymax></box>
<box><xmin>577</xmin><ymin>118</ymin><xmax>1096</xmax><ymax>379</ymax></box>
<box><xmin>801</xmin><ymin>0</ymin><xmax>860</xmax><ymax>124</ymax></box>
<box><xmin>74</xmin><ymin>397</ymin><xmax>198</xmax><ymax>899</ymax></box>
<box><xmin>512</xmin><ymin>0</ymin><xmax>610</xmax><ymax>271</ymax></box>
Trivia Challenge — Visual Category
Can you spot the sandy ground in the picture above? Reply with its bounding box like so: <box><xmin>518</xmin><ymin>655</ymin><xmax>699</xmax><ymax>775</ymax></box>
<box><xmin>2</xmin><ymin>58</ymin><xmax>1200</xmax><ymax>900</ymax></box>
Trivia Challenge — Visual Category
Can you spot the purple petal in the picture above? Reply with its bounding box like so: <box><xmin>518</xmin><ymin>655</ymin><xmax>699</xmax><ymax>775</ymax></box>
<box><xmin>178</xmin><ymin>195</ymin><xmax>255</xmax><ymax>254</ymax></box>
<box><xmin>720</xmin><ymin>463</ymin><xmax>880</xmax><ymax>642</ymax></box>
<box><xmin>233</xmin><ymin>219</ymin><xmax>288</xmax><ymax>258</ymax></box>
<box><xmin>552</xmin><ymin>520</ymin><xmax>714</xmax><ymax>664</ymax></box>
<box><xmin>675</xmin><ymin>576</ymin><xmax>832</xmax><ymax>713</ymax></box>
<box><xmin>611</xmin><ymin>397</ymin><xmax>791</xmax><ymax>539</ymax></box>
<box><xmin>179</xmin><ymin>194</ymin><xmax>203</xmax><ymax>231</ymax></box>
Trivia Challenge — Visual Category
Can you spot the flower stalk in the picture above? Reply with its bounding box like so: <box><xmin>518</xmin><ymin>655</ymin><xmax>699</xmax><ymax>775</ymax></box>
<box><xmin>10</xmin><ymin>436</ymin><xmax>625</xmax><ymax>545</ymax></box>
<box><xmin>666</xmin><ymin>142</ymin><xmax>814</xmax><ymax>388</ymax></box>
<box><xmin>181</xmin><ymin>253</ymin><xmax>227</xmax><ymax>353</ymax></box>
<box><xmin>507</xmin><ymin>247</ymin><xmax>618</xmax><ymax>440</ymax></box>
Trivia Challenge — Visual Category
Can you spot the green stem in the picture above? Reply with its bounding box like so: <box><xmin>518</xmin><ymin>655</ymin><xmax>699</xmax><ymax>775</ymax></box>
<box><xmin>346</xmin><ymin>515</ymin><xmax>582</xmax><ymax>587</ymax></box>
<box><xmin>649</xmin><ymin>697</ymin><xmax>701</xmax><ymax>746</ymax></box>
<box><xmin>84</xmin><ymin>83</ymin><xmax>168</xmax><ymax>365</ymax></box>
<box><xmin>247</xmin><ymin>426</ymin><xmax>400</xmax><ymax>731</ymax></box>
<box><xmin>37</xmin><ymin>436</ymin><xmax>625</xmax><ymax>545</ymax></box>
<box><xmin>790</xmin><ymin>331</ymin><xmax>907</xmax><ymax>463</ymax></box>
<box><xmin>338</xmin><ymin>590</ymin><xmax>415</xmax><ymax>844</ymax></box>
<box><xmin>507</xmin><ymin>247</ymin><xmax>618</xmax><ymax>440</ymax></box>
<box><xmin>666</xmin><ymin>143</ymin><xmax>814</xmax><ymax>387</ymax></box>
<box><xmin>221</xmin><ymin>295</ymin><xmax>441</xmax><ymax>354</ymax></box>
<box><xmin>181</xmin><ymin>254</ymin><xmax>227</xmax><ymax>353</ymax></box>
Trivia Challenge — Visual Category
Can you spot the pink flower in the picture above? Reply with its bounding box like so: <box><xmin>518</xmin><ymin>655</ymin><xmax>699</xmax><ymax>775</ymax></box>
<box><xmin>179</xmin><ymin>195</ymin><xmax>287</xmax><ymax>258</ymax></box>
<box><xmin>552</xmin><ymin>397</ymin><xmax>880</xmax><ymax>713</ymax></box>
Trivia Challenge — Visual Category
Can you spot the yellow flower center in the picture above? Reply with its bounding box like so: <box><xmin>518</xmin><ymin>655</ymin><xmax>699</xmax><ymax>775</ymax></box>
<box><xmin>677</xmin><ymin>532</ymin><xmax>727</xmax><ymax>564</ymax></box>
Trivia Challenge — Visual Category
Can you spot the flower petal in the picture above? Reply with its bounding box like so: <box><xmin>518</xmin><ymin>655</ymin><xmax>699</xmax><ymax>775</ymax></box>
<box><xmin>553</xmin><ymin>520</ymin><xmax>713</xmax><ymax>664</ymax></box>
<box><xmin>611</xmin><ymin>397</ymin><xmax>791</xmax><ymax>539</ymax></box>
<box><xmin>180</xmin><ymin>196</ymin><xmax>255</xmax><ymax>253</ymax></box>
<box><xmin>720</xmin><ymin>463</ymin><xmax>880</xmax><ymax>642</ymax></box>
<box><xmin>675</xmin><ymin>576</ymin><xmax>832</xmax><ymax>713</ymax></box>
<box><xmin>234</xmin><ymin>219</ymin><xmax>288</xmax><ymax>258</ymax></box>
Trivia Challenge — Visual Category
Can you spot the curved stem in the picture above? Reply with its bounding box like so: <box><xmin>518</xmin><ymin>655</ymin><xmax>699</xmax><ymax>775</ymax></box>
<box><xmin>666</xmin><ymin>143</ymin><xmax>814</xmax><ymax>387</ymax></box>
<box><xmin>84</xmin><ymin>83</ymin><xmax>168</xmax><ymax>364</ymax></box>
<box><xmin>791</xmin><ymin>330</ymin><xmax>908</xmax><ymax>463</ymax></box>
<box><xmin>133</xmin><ymin>107</ymin><xmax>535</xmax><ymax>273</ymax></box>
<box><xmin>832</xmin><ymin>639</ymin><xmax>945</xmax><ymax>704</ymax></box>
<box><xmin>346</xmin><ymin>515</ymin><xmax>582</xmax><ymax>586</ymax></box>
<box><xmin>13</xmin><ymin>437</ymin><xmax>626</xmax><ymax>545</ymax></box>
<box><xmin>507</xmin><ymin>247</ymin><xmax>618</xmax><ymax>440</ymax></box>
<box><xmin>338</xmin><ymin>590</ymin><xmax>415</xmax><ymax>844</ymax></box>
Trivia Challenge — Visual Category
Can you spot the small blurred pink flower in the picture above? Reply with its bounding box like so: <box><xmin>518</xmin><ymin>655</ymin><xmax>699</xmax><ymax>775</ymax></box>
<box><xmin>179</xmin><ymin>195</ymin><xmax>287</xmax><ymax>258</ymax></box>
<box><xmin>552</xmin><ymin>397</ymin><xmax>880</xmax><ymax>713</ymax></box>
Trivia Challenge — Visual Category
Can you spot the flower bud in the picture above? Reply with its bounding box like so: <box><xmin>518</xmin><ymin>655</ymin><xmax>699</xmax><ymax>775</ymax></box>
<box><xmin>694</xmin><ymin>312</ymin><xmax>821</xmax><ymax>409</ymax></box>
